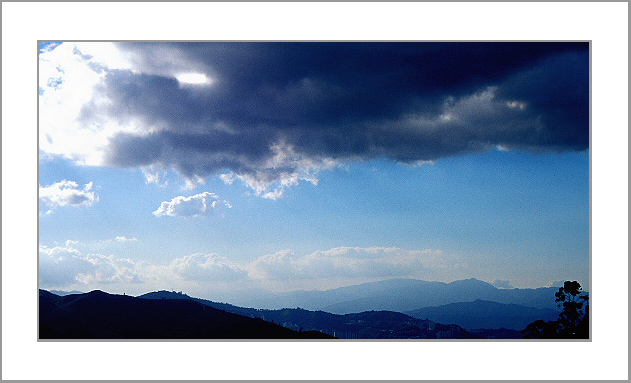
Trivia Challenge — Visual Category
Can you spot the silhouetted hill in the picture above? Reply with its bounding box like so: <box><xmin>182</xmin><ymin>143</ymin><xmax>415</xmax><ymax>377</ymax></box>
<box><xmin>39</xmin><ymin>290</ymin><xmax>333</xmax><ymax>339</ymax></box>
<box><xmin>229</xmin><ymin>278</ymin><xmax>561</xmax><ymax>314</ymax></box>
<box><xmin>135</xmin><ymin>287</ymin><xmax>566</xmax><ymax>339</ymax></box>
<box><xmin>138</xmin><ymin>290</ymin><xmax>257</xmax><ymax>317</ymax></box>
<box><xmin>406</xmin><ymin>300</ymin><xmax>559</xmax><ymax>330</ymax></box>
<box><xmin>138</xmin><ymin>290</ymin><xmax>480</xmax><ymax>339</ymax></box>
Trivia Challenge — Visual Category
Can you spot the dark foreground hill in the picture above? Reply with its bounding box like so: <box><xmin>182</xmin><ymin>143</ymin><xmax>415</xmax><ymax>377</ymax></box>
<box><xmin>39</xmin><ymin>290</ymin><xmax>333</xmax><ymax>339</ymax></box>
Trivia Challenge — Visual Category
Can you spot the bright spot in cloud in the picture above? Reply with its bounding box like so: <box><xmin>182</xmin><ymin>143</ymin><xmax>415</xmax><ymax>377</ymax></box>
<box><xmin>175</xmin><ymin>72</ymin><xmax>211</xmax><ymax>85</ymax></box>
<box><xmin>506</xmin><ymin>100</ymin><xmax>526</xmax><ymax>110</ymax></box>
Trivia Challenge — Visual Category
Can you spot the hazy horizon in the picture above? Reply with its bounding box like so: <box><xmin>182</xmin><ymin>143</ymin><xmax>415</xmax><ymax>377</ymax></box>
<box><xmin>44</xmin><ymin>275</ymin><xmax>574</xmax><ymax>297</ymax></box>
<box><xmin>38</xmin><ymin>42</ymin><xmax>589</xmax><ymax>300</ymax></box>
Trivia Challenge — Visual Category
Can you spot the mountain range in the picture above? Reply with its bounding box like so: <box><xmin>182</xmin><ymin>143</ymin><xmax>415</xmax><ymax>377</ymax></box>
<box><xmin>227</xmin><ymin>278</ymin><xmax>562</xmax><ymax>313</ymax></box>
<box><xmin>138</xmin><ymin>290</ymin><xmax>483</xmax><ymax>339</ymax></box>
<box><xmin>39</xmin><ymin>278</ymin><xmax>568</xmax><ymax>339</ymax></box>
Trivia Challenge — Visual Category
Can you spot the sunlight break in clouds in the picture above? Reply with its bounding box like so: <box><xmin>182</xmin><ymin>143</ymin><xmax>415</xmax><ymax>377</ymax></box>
<box><xmin>38</xmin><ymin>42</ymin><xmax>136</xmax><ymax>166</ymax></box>
<box><xmin>175</xmin><ymin>72</ymin><xmax>212</xmax><ymax>86</ymax></box>
<box><xmin>39</xmin><ymin>180</ymin><xmax>98</xmax><ymax>208</ymax></box>
<box><xmin>153</xmin><ymin>191</ymin><xmax>231</xmax><ymax>217</ymax></box>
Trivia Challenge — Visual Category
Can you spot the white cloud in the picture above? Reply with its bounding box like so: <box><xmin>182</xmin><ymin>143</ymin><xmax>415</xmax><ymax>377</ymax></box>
<box><xmin>39</xmin><ymin>209</ymin><xmax>54</xmax><ymax>217</ymax></box>
<box><xmin>153</xmin><ymin>191</ymin><xmax>231</xmax><ymax>217</ymax></box>
<box><xmin>39</xmin><ymin>242</ymin><xmax>142</xmax><ymax>287</ymax></box>
<box><xmin>39</xmin><ymin>180</ymin><xmax>98</xmax><ymax>208</ymax></box>
<box><xmin>219</xmin><ymin>141</ymin><xmax>331</xmax><ymax>199</ymax></box>
<box><xmin>219</xmin><ymin>173</ymin><xmax>235</xmax><ymax>185</ymax></box>
<box><xmin>141</xmin><ymin>167</ymin><xmax>168</xmax><ymax>187</ymax></box>
<box><xmin>247</xmin><ymin>246</ymin><xmax>451</xmax><ymax>282</ymax></box>
<box><xmin>182</xmin><ymin>175</ymin><xmax>205</xmax><ymax>191</ymax></box>
<box><xmin>169</xmin><ymin>253</ymin><xmax>247</xmax><ymax>282</ymax></box>
<box><xmin>410</xmin><ymin>160</ymin><xmax>435</xmax><ymax>167</ymax></box>
<box><xmin>40</xmin><ymin>238</ymin><xmax>247</xmax><ymax>293</ymax></box>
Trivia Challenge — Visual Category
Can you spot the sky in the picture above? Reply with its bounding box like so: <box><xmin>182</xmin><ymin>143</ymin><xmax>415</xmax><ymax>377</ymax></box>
<box><xmin>38</xmin><ymin>41</ymin><xmax>589</xmax><ymax>300</ymax></box>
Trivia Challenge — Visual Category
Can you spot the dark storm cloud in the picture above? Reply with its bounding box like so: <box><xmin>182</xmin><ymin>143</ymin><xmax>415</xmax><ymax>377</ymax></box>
<box><xmin>85</xmin><ymin>42</ymin><xmax>589</xmax><ymax>187</ymax></box>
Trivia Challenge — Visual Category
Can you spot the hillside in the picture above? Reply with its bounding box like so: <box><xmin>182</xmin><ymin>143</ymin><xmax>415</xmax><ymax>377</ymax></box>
<box><xmin>138</xmin><ymin>290</ymin><xmax>479</xmax><ymax>339</ymax></box>
<box><xmin>39</xmin><ymin>290</ymin><xmax>333</xmax><ymax>339</ymax></box>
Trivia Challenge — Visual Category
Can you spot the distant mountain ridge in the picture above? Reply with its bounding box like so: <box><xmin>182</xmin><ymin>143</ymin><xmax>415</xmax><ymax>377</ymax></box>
<box><xmin>406</xmin><ymin>299</ymin><xmax>560</xmax><ymax>330</ymax></box>
<box><xmin>227</xmin><ymin>278</ymin><xmax>562</xmax><ymax>314</ymax></box>
<box><xmin>49</xmin><ymin>290</ymin><xmax>84</xmax><ymax>296</ymax></box>
<box><xmin>137</xmin><ymin>288</ymin><xmax>555</xmax><ymax>336</ymax></box>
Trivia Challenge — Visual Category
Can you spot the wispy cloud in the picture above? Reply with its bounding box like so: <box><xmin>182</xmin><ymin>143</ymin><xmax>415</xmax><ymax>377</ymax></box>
<box><xmin>114</xmin><ymin>236</ymin><xmax>138</xmax><ymax>243</ymax></box>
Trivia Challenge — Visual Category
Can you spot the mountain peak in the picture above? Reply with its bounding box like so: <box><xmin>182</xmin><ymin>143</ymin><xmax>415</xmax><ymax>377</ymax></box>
<box><xmin>87</xmin><ymin>290</ymin><xmax>108</xmax><ymax>295</ymax></box>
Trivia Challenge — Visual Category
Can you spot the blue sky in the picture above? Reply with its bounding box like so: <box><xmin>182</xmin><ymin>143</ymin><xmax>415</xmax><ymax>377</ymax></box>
<box><xmin>38</xmin><ymin>42</ymin><xmax>589</xmax><ymax>299</ymax></box>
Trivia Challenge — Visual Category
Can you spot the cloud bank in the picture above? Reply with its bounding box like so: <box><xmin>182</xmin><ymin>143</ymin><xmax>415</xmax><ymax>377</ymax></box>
<box><xmin>39</xmin><ymin>42</ymin><xmax>589</xmax><ymax>197</ymax></box>
<box><xmin>169</xmin><ymin>253</ymin><xmax>247</xmax><ymax>282</ymax></box>
<box><xmin>39</xmin><ymin>241</ymin><xmax>142</xmax><ymax>286</ymax></box>
<box><xmin>39</xmin><ymin>243</ymin><xmax>456</xmax><ymax>292</ymax></box>
<box><xmin>247</xmin><ymin>246</ymin><xmax>450</xmax><ymax>281</ymax></box>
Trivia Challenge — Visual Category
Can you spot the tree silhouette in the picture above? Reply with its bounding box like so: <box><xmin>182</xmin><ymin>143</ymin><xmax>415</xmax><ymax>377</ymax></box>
<box><xmin>555</xmin><ymin>281</ymin><xmax>589</xmax><ymax>338</ymax></box>
<box><xmin>522</xmin><ymin>319</ymin><xmax>559</xmax><ymax>339</ymax></box>
<box><xmin>522</xmin><ymin>281</ymin><xmax>589</xmax><ymax>339</ymax></box>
